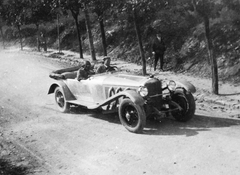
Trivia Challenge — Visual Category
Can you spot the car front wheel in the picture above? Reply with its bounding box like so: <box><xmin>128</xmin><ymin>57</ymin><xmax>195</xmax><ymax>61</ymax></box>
<box><xmin>54</xmin><ymin>87</ymin><xmax>70</xmax><ymax>113</ymax></box>
<box><xmin>171</xmin><ymin>89</ymin><xmax>195</xmax><ymax>122</ymax></box>
<box><xmin>118</xmin><ymin>99</ymin><xmax>146</xmax><ymax>133</ymax></box>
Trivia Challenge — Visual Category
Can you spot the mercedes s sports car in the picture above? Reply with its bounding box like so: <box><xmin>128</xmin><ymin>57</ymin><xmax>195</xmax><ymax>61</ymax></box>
<box><xmin>48</xmin><ymin>66</ymin><xmax>196</xmax><ymax>133</ymax></box>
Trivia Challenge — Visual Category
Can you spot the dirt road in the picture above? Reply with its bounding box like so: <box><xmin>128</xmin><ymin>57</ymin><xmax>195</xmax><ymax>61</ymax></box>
<box><xmin>1</xmin><ymin>50</ymin><xmax>240</xmax><ymax>175</ymax></box>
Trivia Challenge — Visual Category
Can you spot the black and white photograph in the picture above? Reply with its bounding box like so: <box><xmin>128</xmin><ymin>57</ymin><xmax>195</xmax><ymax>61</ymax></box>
<box><xmin>0</xmin><ymin>0</ymin><xmax>240</xmax><ymax>174</ymax></box>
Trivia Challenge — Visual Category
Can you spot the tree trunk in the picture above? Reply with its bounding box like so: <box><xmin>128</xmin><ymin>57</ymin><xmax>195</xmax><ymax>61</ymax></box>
<box><xmin>43</xmin><ymin>31</ymin><xmax>47</xmax><ymax>52</ymax></box>
<box><xmin>72</xmin><ymin>11</ymin><xmax>84</xmax><ymax>59</ymax></box>
<box><xmin>57</xmin><ymin>13</ymin><xmax>61</xmax><ymax>53</ymax></box>
<box><xmin>17</xmin><ymin>25</ymin><xmax>23</xmax><ymax>50</ymax></box>
<box><xmin>192</xmin><ymin>0</ymin><xmax>219</xmax><ymax>94</ymax></box>
<box><xmin>0</xmin><ymin>26</ymin><xmax>5</xmax><ymax>49</ymax></box>
<box><xmin>36</xmin><ymin>24</ymin><xmax>41</xmax><ymax>52</ymax></box>
<box><xmin>204</xmin><ymin>16</ymin><xmax>219</xmax><ymax>94</ymax></box>
<box><xmin>133</xmin><ymin>9</ymin><xmax>146</xmax><ymax>75</ymax></box>
<box><xmin>84</xmin><ymin>3</ymin><xmax>96</xmax><ymax>61</ymax></box>
<box><xmin>99</xmin><ymin>16</ymin><xmax>107</xmax><ymax>56</ymax></box>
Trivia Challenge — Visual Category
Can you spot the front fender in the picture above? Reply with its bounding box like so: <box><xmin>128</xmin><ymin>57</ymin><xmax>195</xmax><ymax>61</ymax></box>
<box><xmin>175</xmin><ymin>80</ymin><xmax>196</xmax><ymax>93</ymax></box>
<box><xmin>48</xmin><ymin>81</ymin><xmax>76</xmax><ymax>101</ymax></box>
<box><xmin>118</xmin><ymin>90</ymin><xmax>145</xmax><ymax>106</ymax></box>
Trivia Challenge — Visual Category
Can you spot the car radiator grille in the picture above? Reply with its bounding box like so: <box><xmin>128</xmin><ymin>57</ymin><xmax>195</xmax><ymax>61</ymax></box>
<box><xmin>144</xmin><ymin>78</ymin><xmax>162</xmax><ymax>110</ymax></box>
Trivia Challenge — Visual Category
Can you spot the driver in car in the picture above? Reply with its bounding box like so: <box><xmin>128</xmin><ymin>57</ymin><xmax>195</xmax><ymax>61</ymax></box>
<box><xmin>95</xmin><ymin>56</ymin><xmax>117</xmax><ymax>73</ymax></box>
<box><xmin>95</xmin><ymin>56</ymin><xmax>111</xmax><ymax>74</ymax></box>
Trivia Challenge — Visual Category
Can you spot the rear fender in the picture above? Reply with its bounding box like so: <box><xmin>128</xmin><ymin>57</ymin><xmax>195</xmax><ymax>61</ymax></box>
<box><xmin>48</xmin><ymin>81</ymin><xmax>76</xmax><ymax>101</ymax></box>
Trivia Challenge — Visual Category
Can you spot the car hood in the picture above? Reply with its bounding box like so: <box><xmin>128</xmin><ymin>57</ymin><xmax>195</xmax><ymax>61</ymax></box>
<box><xmin>92</xmin><ymin>72</ymin><xmax>151</xmax><ymax>88</ymax></box>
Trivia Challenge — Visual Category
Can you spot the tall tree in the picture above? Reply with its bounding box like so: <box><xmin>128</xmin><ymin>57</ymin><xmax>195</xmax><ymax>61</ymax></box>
<box><xmin>51</xmin><ymin>0</ymin><xmax>64</xmax><ymax>53</ymax></box>
<box><xmin>90</xmin><ymin>0</ymin><xmax>112</xmax><ymax>56</ymax></box>
<box><xmin>191</xmin><ymin>0</ymin><xmax>221</xmax><ymax>94</ymax></box>
<box><xmin>60</xmin><ymin>0</ymin><xmax>97</xmax><ymax>61</ymax></box>
<box><xmin>83</xmin><ymin>1</ymin><xmax>96</xmax><ymax>61</ymax></box>
<box><xmin>60</xmin><ymin>0</ymin><xmax>84</xmax><ymax>58</ymax></box>
<box><xmin>118</xmin><ymin>0</ymin><xmax>154</xmax><ymax>76</ymax></box>
<box><xmin>132</xmin><ymin>5</ymin><xmax>146</xmax><ymax>75</ymax></box>
<box><xmin>0</xmin><ymin>0</ymin><xmax>5</xmax><ymax>49</ymax></box>
<box><xmin>27</xmin><ymin>0</ymin><xmax>54</xmax><ymax>51</ymax></box>
<box><xmin>2</xmin><ymin>0</ymin><xmax>28</xmax><ymax>50</ymax></box>
<box><xmin>0</xmin><ymin>22</ymin><xmax>4</xmax><ymax>49</ymax></box>
<box><xmin>116</xmin><ymin>0</ymin><xmax>171</xmax><ymax>75</ymax></box>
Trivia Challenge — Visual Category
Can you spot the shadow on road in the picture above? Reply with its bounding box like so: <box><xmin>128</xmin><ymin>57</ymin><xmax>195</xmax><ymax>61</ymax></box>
<box><xmin>144</xmin><ymin>114</ymin><xmax>240</xmax><ymax>136</ymax></box>
<box><xmin>0</xmin><ymin>158</ymin><xmax>28</xmax><ymax>175</ymax></box>
<box><xmin>70</xmin><ymin>106</ymin><xmax>121</xmax><ymax>124</ymax></box>
<box><xmin>69</xmin><ymin>106</ymin><xmax>240</xmax><ymax>136</ymax></box>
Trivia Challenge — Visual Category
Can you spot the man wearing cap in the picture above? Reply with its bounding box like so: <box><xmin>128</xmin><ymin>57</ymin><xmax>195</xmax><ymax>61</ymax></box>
<box><xmin>95</xmin><ymin>56</ymin><xmax>111</xmax><ymax>74</ymax></box>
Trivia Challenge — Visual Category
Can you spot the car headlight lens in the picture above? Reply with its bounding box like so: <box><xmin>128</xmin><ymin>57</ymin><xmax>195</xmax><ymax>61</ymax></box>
<box><xmin>168</xmin><ymin>80</ymin><xmax>176</xmax><ymax>91</ymax></box>
<box><xmin>138</xmin><ymin>86</ymin><xmax>148</xmax><ymax>97</ymax></box>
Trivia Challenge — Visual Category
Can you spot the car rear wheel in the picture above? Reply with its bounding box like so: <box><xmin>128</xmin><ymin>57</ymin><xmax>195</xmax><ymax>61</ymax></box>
<box><xmin>54</xmin><ymin>87</ymin><xmax>70</xmax><ymax>113</ymax></box>
<box><xmin>171</xmin><ymin>89</ymin><xmax>195</xmax><ymax>122</ymax></box>
<box><xmin>119</xmin><ymin>99</ymin><xmax>146</xmax><ymax>133</ymax></box>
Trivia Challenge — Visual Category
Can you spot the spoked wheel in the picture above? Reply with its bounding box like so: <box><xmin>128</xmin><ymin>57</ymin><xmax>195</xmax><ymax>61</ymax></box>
<box><xmin>54</xmin><ymin>87</ymin><xmax>70</xmax><ymax>113</ymax></box>
<box><xmin>171</xmin><ymin>89</ymin><xmax>195</xmax><ymax>122</ymax></box>
<box><xmin>119</xmin><ymin>99</ymin><xmax>146</xmax><ymax>133</ymax></box>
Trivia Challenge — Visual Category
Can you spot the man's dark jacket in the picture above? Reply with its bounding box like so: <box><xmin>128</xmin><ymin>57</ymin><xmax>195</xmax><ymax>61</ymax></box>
<box><xmin>152</xmin><ymin>37</ymin><xmax>166</xmax><ymax>55</ymax></box>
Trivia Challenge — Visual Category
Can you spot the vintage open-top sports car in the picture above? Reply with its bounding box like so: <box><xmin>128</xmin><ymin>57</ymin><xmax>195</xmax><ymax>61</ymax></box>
<box><xmin>48</xmin><ymin>67</ymin><xmax>196</xmax><ymax>133</ymax></box>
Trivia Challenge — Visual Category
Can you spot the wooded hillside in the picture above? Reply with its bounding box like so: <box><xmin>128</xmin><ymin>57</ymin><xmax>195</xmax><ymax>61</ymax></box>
<box><xmin>0</xmin><ymin>0</ymin><xmax>240</xmax><ymax>92</ymax></box>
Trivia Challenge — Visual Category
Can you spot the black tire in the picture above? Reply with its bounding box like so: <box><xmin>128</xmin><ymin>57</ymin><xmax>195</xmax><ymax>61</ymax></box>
<box><xmin>171</xmin><ymin>89</ymin><xmax>195</xmax><ymax>122</ymax></box>
<box><xmin>118</xmin><ymin>99</ymin><xmax>146</xmax><ymax>133</ymax></box>
<box><xmin>54</xmin><ymin>87</ymin><xmax>70</xmax><ymax>113</ymax></box>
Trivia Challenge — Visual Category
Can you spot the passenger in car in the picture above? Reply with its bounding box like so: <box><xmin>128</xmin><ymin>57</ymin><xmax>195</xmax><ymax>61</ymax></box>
<box><xmin>49</xmin><ymin>60</ymin><xmax>94</xmax><ymax>80</ymax></box>
<box><xmin>76</xmin><ymin>60</ymin><xmax>95</xmax><ymax>81</ymax></box>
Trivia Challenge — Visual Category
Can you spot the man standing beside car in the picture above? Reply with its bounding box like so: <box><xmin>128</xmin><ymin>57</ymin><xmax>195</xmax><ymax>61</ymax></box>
<box><xmin>151</xmin><ymin>32</ymin><xmax>166</xmax><ymax>71</ymax></box>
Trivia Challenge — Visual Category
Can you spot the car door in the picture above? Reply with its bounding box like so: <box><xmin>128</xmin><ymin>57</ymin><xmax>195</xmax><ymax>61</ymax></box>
<box><xmin>65</xmin><ymin>79</ymin><xmax>95</xmax><ymax>106</ymax></box>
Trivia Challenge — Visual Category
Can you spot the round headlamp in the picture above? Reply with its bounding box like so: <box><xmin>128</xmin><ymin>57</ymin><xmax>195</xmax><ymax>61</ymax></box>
<box><xmin>138</xmin><ymin>86</ymin><xmax>148</xmax><ymax>97</ymax></box>
<box><xmin>168</xmin><ymin>80</ymin><xmax>176</xmax><ymax>91</ymax></box>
